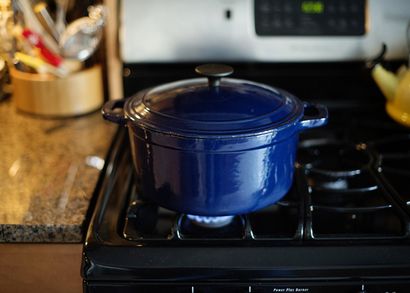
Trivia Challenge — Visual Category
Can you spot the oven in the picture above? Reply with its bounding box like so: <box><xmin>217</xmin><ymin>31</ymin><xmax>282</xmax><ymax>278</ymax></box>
<box><xmin>82</xmin><ymin>0</ymin><xmax>410</xmax><ymax>292</ymax></box>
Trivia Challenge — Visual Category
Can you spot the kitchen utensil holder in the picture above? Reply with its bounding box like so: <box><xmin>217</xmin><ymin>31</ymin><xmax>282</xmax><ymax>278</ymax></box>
<box><xmin>11</xmin><ymin>65</ymin><xmax>103</xmax><ymax>117</ymax></box>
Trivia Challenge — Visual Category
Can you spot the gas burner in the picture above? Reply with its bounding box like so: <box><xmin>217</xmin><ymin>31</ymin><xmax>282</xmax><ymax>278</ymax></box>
<box><xmin>298</xmin><ymin>140</ymin><xmax>372</xmax><ymax>177</ymax></box>
<box><xmin>186</xmin><ymin>215</ymin><xmax>234</xmax><ymax>228</ymax></box>
<box><xmin>177</xmin><ymin>214</ymin><xmax>245</xmax><ymax>239</ymax></box>
<box><xmin>307</xmin><ymin>171</ymin><xmax>378</xmax><ymax>192</ymax></box>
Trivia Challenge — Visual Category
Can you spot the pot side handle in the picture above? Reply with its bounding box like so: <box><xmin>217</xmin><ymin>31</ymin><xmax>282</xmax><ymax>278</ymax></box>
<box><xmin>297</xmin><ymin>103</ymin><xmax>328</xmax><ymax>131</ymax></box>
<box><xmin>101</xmin><ymin>99</ymin><xmax>127</xmax><ymax>126</ymax></box>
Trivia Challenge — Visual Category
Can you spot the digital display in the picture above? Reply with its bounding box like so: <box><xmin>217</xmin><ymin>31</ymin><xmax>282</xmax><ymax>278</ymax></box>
<box><xmin>301</xmin><ymin>1</ymin><xmax>325</xmax><ymax>14</ymax></box>
<box><xmin>255</xmin><ymin>0</ymin><xmax>365</xmax><ymax>36</ymax></box>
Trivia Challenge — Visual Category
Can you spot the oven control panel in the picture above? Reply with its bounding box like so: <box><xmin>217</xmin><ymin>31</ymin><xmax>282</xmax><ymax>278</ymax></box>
<box><xmin>122</xmin><ymin>0</ymin><xmax>410</xmax><ymax>62</ymax></box>
<box><xmin>255</xmin><ymin>0</ymin><xmax>366</xmax><ymax>36</ymax></box>
<box><xmin>87</xmin><ymin>281</ymin><xmax>410</xmax><ymax>292</ymax></box>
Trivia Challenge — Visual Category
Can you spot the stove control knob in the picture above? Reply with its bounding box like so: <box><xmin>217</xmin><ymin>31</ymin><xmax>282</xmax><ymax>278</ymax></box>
<box><xmin>357</xmin><ymin>284</ymin><xmax>367</xmax><ymax>293</ymax></box>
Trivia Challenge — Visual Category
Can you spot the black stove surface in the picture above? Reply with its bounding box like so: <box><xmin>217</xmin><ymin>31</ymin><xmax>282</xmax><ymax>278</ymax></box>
<box><xmin>122</xmin><ymin>115</ymin><xmax>410</xmax><ymax>242</ymax></box>
<box><xmin>83</xmin><ymin>63</ymin><xmax>410</xmax><ymax>292</ymax></box>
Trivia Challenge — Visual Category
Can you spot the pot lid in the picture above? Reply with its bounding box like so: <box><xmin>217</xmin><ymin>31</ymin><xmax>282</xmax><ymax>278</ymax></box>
<box><xmin>127</xmin><ymin>64</ymin><xmax>303</xmax><ymax>135</ymax></box>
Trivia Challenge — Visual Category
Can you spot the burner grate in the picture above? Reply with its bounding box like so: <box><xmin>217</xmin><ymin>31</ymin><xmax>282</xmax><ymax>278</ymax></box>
<box><xmin>309</xmin><ymin>207</ymin><xmax>405</xmax><ymax>238</ymax></box>
<box><xmin>123</xmin><ymin>183</ymin><xmax>303</xmax><ymax>241</ymax></box>
<box><xmin>122</xmin><ymin>122</ymin><xmax>410</xmax><ymax>243</ymax></box>
<box><xmin>370</xmin><ymin>135</ymin><xmax>410</xmax><ymax>213</ymax></box>
<box><xmin>300</xmin><ymin>139</ymin><xmax>409</xmax><ymax>240</ymax></box>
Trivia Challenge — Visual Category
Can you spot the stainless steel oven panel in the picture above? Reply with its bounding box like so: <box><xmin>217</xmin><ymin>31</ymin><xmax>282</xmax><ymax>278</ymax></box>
<box><xmin>120</xmin><ymin>0</ymin><xmax>410</xmax><ymax>62</ymax></box>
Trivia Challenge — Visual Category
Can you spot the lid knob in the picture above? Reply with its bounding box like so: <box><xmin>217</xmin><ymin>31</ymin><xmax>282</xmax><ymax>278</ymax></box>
<box><xmin>195</xmin><ymin>64</ymin><xmax>234</xmax><ymax>87</ymax></box>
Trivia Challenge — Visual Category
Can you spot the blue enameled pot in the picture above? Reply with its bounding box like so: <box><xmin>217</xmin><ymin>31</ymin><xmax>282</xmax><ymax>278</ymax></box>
<box><xmin>102</xmin><ymin>64</ymin><xmax>328</xmax><ymax>216</ymax></box>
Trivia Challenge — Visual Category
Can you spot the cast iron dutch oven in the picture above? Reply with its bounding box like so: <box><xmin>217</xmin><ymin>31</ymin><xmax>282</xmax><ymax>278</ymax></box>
<box><xmin>102</xmin><ymin>64</ymin><xmax>328</xmax><ymax>216</ymax></box>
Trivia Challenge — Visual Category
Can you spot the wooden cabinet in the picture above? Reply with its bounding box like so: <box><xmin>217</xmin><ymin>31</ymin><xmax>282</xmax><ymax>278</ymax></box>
<box><xmin>0</xmin><ymin>244</ymin><xmax>82</xmax><ymax>293</ymax></box>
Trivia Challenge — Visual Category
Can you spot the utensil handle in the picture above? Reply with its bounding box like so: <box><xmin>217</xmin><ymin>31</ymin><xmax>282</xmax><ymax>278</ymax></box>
<box><xmin>298</xmin><ymin>103</ymin><xmax>328</xmax><ymax>131</ymax></box>
<box><xmin>102</xmin><ymin>99</ymin><xmax>127</xmax><ymax>126</ymax></box>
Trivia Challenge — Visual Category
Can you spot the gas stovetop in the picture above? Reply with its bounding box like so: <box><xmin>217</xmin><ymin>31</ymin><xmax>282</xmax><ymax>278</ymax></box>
<box><xmin>122</xmin><ymin>109</ymin><xmax>410</xmax><ymax>242</ymax></box>
<box><xmin>82</xmin><ymin>64</ymin><xmax>410</xmax><ymax>293</ymax></box>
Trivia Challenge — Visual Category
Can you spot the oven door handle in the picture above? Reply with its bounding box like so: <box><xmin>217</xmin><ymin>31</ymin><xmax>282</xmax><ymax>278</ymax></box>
<box><xmin>102</xmin><ymin>99</ymin><xmax>127</xmax><ymax>126</ymax></box>
<box><xmin>297</xmin><ymin>103</ymin><xmax>328</xmax><ymax>131</ymax></box>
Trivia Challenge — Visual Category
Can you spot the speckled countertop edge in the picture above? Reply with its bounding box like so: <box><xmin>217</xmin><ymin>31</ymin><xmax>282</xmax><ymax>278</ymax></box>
<box><xmin>0</xmin><ymin>99</ymin><xmax>117</xmax><ymax>243</ymax></box>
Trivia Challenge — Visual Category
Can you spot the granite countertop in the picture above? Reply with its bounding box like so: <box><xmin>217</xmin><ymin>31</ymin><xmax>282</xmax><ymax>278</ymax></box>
<box><xmin>0</xmin><ymin>99</ymin><xmax>117</xmax><ymax>242</ymax></box>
